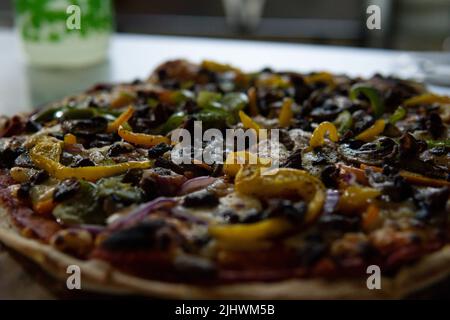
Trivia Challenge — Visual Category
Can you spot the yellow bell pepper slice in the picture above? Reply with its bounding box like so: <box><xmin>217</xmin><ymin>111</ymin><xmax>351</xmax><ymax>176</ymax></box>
<box><xmin>238</xmin><ymin>110</ymin><xmax>261</xmax><ymax>131</ymax></box>
<box><xmin>30</xmin><ymin>142</ymin><xmax>152</xmax><ymax>181</ymax></box>
<box><xmin>278</xmin><ymin>97</ymin><xmax>293</xmax><ymax>127</ymax></box>
<box><xmin>110</xmin><ymin>92</ymin><xmax>135</xmax><ymax>109</ymax></box>
<box><xmin>304</xmin><ymin>72</ymin><xmax>335</xmax><ymax>87</ymax></box>
<box><xmin>107</xmin><ymin>105</ymin><xmax>134</xmax><ymax>133</ymax></box>
<box><xmin>404</xmin><ymin>93</ymin><xmax>450</xmax><ymax>107</ymax></box>
<box><xmin>201</xmin><ymin>60</ymin><xmax>241</xmax><ymax>73</ymax></box>
<box><xmin>397</xmin><ymin>170</ymin><xmax>450</xmax><ymax>187</ymax></box>
<box><xmin>360</xmin><ymin>164</ymin><xmax>450</xmax><ymax>187</ymax></box>
<box><xmin>309</xmin><ymin>121</ymin><xmax>339</xmax><ymax>148</ymax></box>
<box><xmin>256</xmin><ymin>74</ymin><xmax>291</xmax><ymax>89</ymax></box>
<box><xmin>33</xmin><ymin>197</ymin><xmax>56</xmax><ymax>216</ymax></box>
<box><xmin>223</xmin><ymin>151</ymin><xmax>271</xmax><ymax>177</ymax></box>
<box><xmin>209</xmin><ymin>218</ymin><xmax>292</xmax><ymax>242</ymax></box>
<box><xmin>338</xmin><ymin>186</ymin><xmax>380</xmax><ymax>213</ymax></box>
<box><xmin>355</xmin><ymin>119</ymin><xmax>385</xmax><ymax>142</ymax></box>
<box><xmin>32</xmin><ymin>138</ymin><xmax>63</xmax><ymax>162</ymax></box>
<box><xmin>362</xmin><ymin>204</ymin><xmax>381</xmax><ymax>231</ymax></box>
<box><xmin>235</xmin><ymin>167</ymin><xmax>325</xmax><ymax>223</ymax></box>
<box><xmin>10</xmin><ymin>167</ymin><xmax>38</xmax><ymax>183</ymax></box>
<box><xmin>118</xmin><ymin>125</ymin><xmax>170</xmax><ymax>147</ymax></box>
<box><xmin>63</xmin><ymin>133</ymin><xmax>77</xmax><ymax>145</ymax></box>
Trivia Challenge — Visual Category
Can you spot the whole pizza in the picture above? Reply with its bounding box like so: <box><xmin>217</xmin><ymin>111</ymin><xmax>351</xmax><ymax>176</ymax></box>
<box><xmin>0</xmin><ymin>59</ymin><xmax>449</xmax><ymax>299</ymax></box>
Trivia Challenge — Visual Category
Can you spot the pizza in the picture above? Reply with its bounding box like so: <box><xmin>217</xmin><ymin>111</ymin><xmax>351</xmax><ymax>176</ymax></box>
<box><xmin>0</xmin><ymin>59</ymin><xmax>449</xmax><ymax>299</ymax></box>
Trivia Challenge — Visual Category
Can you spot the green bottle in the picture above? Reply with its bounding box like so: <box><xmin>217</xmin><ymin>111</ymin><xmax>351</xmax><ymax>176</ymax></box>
<box><xmin>15</xmin><ymin>0</ymin><xmax>113</xmax><ymax>68</ymax></box>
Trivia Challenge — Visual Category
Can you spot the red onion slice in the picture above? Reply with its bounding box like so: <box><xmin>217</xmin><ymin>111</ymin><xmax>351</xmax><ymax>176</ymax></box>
<box><xmin>73</xmin><ymin>224</ymin><xmax>106</xmax><ymax>235</ymax></box>
<box><xmin>323</xmin><ymin>189</ymin><xmax>340</xmax><ymax>214</ymax></box>
<box><xmin>109</xmin><ymin>197</ymin><xmax>177</xmax><ymax>230</ymax></box>
<box><xmin>178</xmin><ymin>176</ymin><xmax>217</xmax><ymax>195</ymax></box>
<box><xmin>63</xmin><ymin>143</ymin><xmax>84</xmax><ymax>154</ymax></box>
<box><xmin>171</xmin><ymin>206</ymin><xmax>209</xmax><ymax>225</ymax></box>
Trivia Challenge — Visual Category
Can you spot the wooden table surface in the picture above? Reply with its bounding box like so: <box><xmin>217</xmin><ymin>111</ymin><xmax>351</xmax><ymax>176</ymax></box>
<box><xmin>0</xmin><ymin>28</ymin><xmax>449</xmax><ymax>299</ymax></box>
<box><xmin>1</xmin><ymin>27</ymin><xmax>449</xmax><ymax>117</ymax></box>
<box><xmin>0</xmin><ymin>244</ymin><xmax>54</xmax><ymax>299</ymax></box>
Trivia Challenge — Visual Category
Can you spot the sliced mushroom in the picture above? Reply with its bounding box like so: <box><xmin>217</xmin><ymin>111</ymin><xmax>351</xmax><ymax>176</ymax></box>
<box><xmin>338</xmin><ymin>137</ymin><xmax>398</xmax><ymax>166</ymax></box>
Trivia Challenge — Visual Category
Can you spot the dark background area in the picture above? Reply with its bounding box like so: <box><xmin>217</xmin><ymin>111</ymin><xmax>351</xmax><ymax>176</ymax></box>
<box><xmin>0</xmin><ymin>0</ymin><xmax>449</xmax><ymax>50</ymax></box>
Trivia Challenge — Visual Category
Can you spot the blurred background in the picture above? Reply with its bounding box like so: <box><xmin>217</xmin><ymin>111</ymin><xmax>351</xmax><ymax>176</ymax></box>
<box><xmin>0</xmin><ymin>0</ymin><xmax>449</xmax><ymax>117</ymax></box>
<box><xmin>1</xmin><ymin>0</ymin><xmax>449</xmax><ymax>51</ymax></box>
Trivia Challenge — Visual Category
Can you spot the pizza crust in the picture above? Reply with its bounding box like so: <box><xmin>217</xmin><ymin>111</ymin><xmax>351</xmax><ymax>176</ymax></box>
<box><xmin>1</xmin><ymin>205</ymin><xmax>450</xmax><ymax>299</ymax></box>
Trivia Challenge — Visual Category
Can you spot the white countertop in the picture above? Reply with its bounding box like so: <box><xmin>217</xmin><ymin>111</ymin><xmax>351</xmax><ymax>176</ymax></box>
<box><xmin>0</xmin><ymin>28</ymin><xmax>448</xmax><ymax>116</ymax></box>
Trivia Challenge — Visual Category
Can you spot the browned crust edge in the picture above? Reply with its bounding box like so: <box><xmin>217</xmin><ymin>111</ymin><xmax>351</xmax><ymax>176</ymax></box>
<box><xmin>2</xmin><ymin>205</ymin><xmax>450</xmax><ymax>299</ymax></box>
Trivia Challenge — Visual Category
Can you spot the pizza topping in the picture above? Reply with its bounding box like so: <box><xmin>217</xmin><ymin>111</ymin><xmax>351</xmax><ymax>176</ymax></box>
<box><xmin>118</xmin><ymin>125</ymin><xmax>170</xmax><ymax>147</ymax></box>
<box><xmin>223</xmin><ymin>151</ymin><xmax>271</xmax><ymax>177</ymax></box>
<box><xmin>337</xmin><ymin>186</ymin><xmax>380</xmax><ymax>213</ymax></box>
<box><xmin>109</xmin><ymin>197</ymin><xmax>178</xmax><ymax>230</ymax></box>
<box><xmin>426</xmin><ymin>139</ymin><xmax>450</xmax><ymax>149</ymax></box>
<box><xmin>403</xmin><ymin>93</ymin><xmax>450</xmax><ymax>107</ymax></box>
<box><xmin>182</xmin><ymin>190</ymin><xmax>219</xmax><ymax>208</ymax></box>
<box><xmin>0</xmin><ymin>115</ymin><xmax>28</xmax><ymax>137</ymax></box>
<box><xmin>178</xmin><ymin>176</ymin><xmax>218</xmax><ymax>195</ymax></box>
<box><xmin>110</xmin><ymin>91</ymin><xmax>136</xmax><ymax>109</ymax></box>
<box><xmin>278</xmin><ymin>97</ymin><xmax>294</xmax><ymax>127</ymax></box>
<box><xmin>52</xmin><ymin>180</ymin><xmax>103</xmax><ymax>225</ymax></box>
<box><xmin>63</xmin><ymin>133</ymin><xmax>77</xmax><ymax>145</ymax></box>
<box><xmin>1</xmin><ymin>59</ymin><xmax>449</xmax><ymax>284</ymax></box>
<box><xmin>349</xmin><ymin>83</ymin><xmax>384</xmax><ymax>118</ymax></box>
<box><xmin>355</xmin><ymin>119</ymin><xmax>386</xmax><ymax>142</ymax></box>
<box><xmin>62</xmin><ymin>116</ymin><xmax>108</xmax><ymax>137</ymax></box>
<box><xmin>362</xmin><ymin>163</ymin><xmax>450</xmax><ymax>187</ymax></box>
<box><xmin>139</xmin><ymin>167</ymin><xmax>187</xmax><ymax>198</ymax></box>
<box><xmin>389</xmin><ymin>106</ymin><xmax>407</xmax><ymax>124</ymax></box>
<box><xmin>51</xmin><ymin>177</ymin><xmax>143</xmax><ymax>225</ymax></box>
<box><xmin>309</xmin><ymin>121</ymin><xmax>339</xmax><ymax>148</ymax></box>
<box><xmin>0</xmin><ymin>142</ymin><xmax>26</xmax><ymax>169</ymax></box>
<box><xmin>53</xmin><ymin>179</ymin><xmax>81</xmax><ymax>202</ymax></box>
<box><xmin>265</xmin><ymin>198</ymin><xmax>307</xmax><ymax>223</ymax></box>
<box><xmin>101</xmin><ymin>219</ymin><xmax>181</xmax><ymax>251</ymax></box>
<box><xmin>235</xmin><ymin>167</ymin><xmax>325</xmax><ymax>223</ymax></box>
<box><xmin>209</xmin><ymin>218</ymin><xmax>292</xmax><ymax>242</ymax></box>
<box><xmin>338</xmin><ymin>137</ymin><xmax>398</xmax><ymax>166</ymax></box>
<box><xmin>147</xmin><ymin>142</ymin><xmax>172</xmax><ymax>159</ymax></box>
<box><xmin>30</xmin><ymin>140</ymin><xmax>152</xmax><ymax>181</ymax></box>
<box><xmin>309</xmin><ymin>96</ymin><xmax>351</xmax><ymax>123</ymax></box>
<box><xmin>10</xmin><ymin>166</ymin><xmax>40</xmax><ymax>183</ymax></box>
<box><xmin>97</xmin><ymin>176</ymin><xmax>143</xmax><ymax>207</ymax></box>
<box><xmin>413</xmin><ymin>186</ymin><xmax>449</xmax><ymax>221</ymax></box>
<box><xmin>71</xmin><ymin>157</ymin><xmax>96</xmax><ymax>168</ymax></box>
<box><xmin>106</xmin><ymin>105</ymin><xmax>134</xmax><ymax>133</ymax></box>
<box><xmin>334</xmin><ymin>110</ymin><xmax>353</xmax><ymax>134</ymax></box>
<box><xmin>16</xmin><ymin>182</ymin><xmax>32</xmax><ymax>200</ymax></box>
<box><xmin>361</xmin><ymin>204</ymin><xmax>381</xmax><ymax>231</ymax></box>
<box><xmin>366</xmin><ymin>170</ymin><xmax>413</xmax><ymax>202</ymax></box>
<box><xmin>107</xmin><ymin>141</ymin><xmax>135</xmax><ymax>157</ymax></box>
<box><xmin>50</xmin><ymin>228</ymin><xmax>94</xmax><ymax>257</ymax></box>
<box><xmin>33</xmin><ymin>196</ymin><xmax>57</xmax><ymax>216</ymax></box>
<box><xmin>426</xmin><ymin>112</ymin><xmax>446</xmax><ymax>139</ymax></box>
<box><xmin>239</xmin><ymin>110</ymin><xmax>261</xmax><ymax>131</ymax></box>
